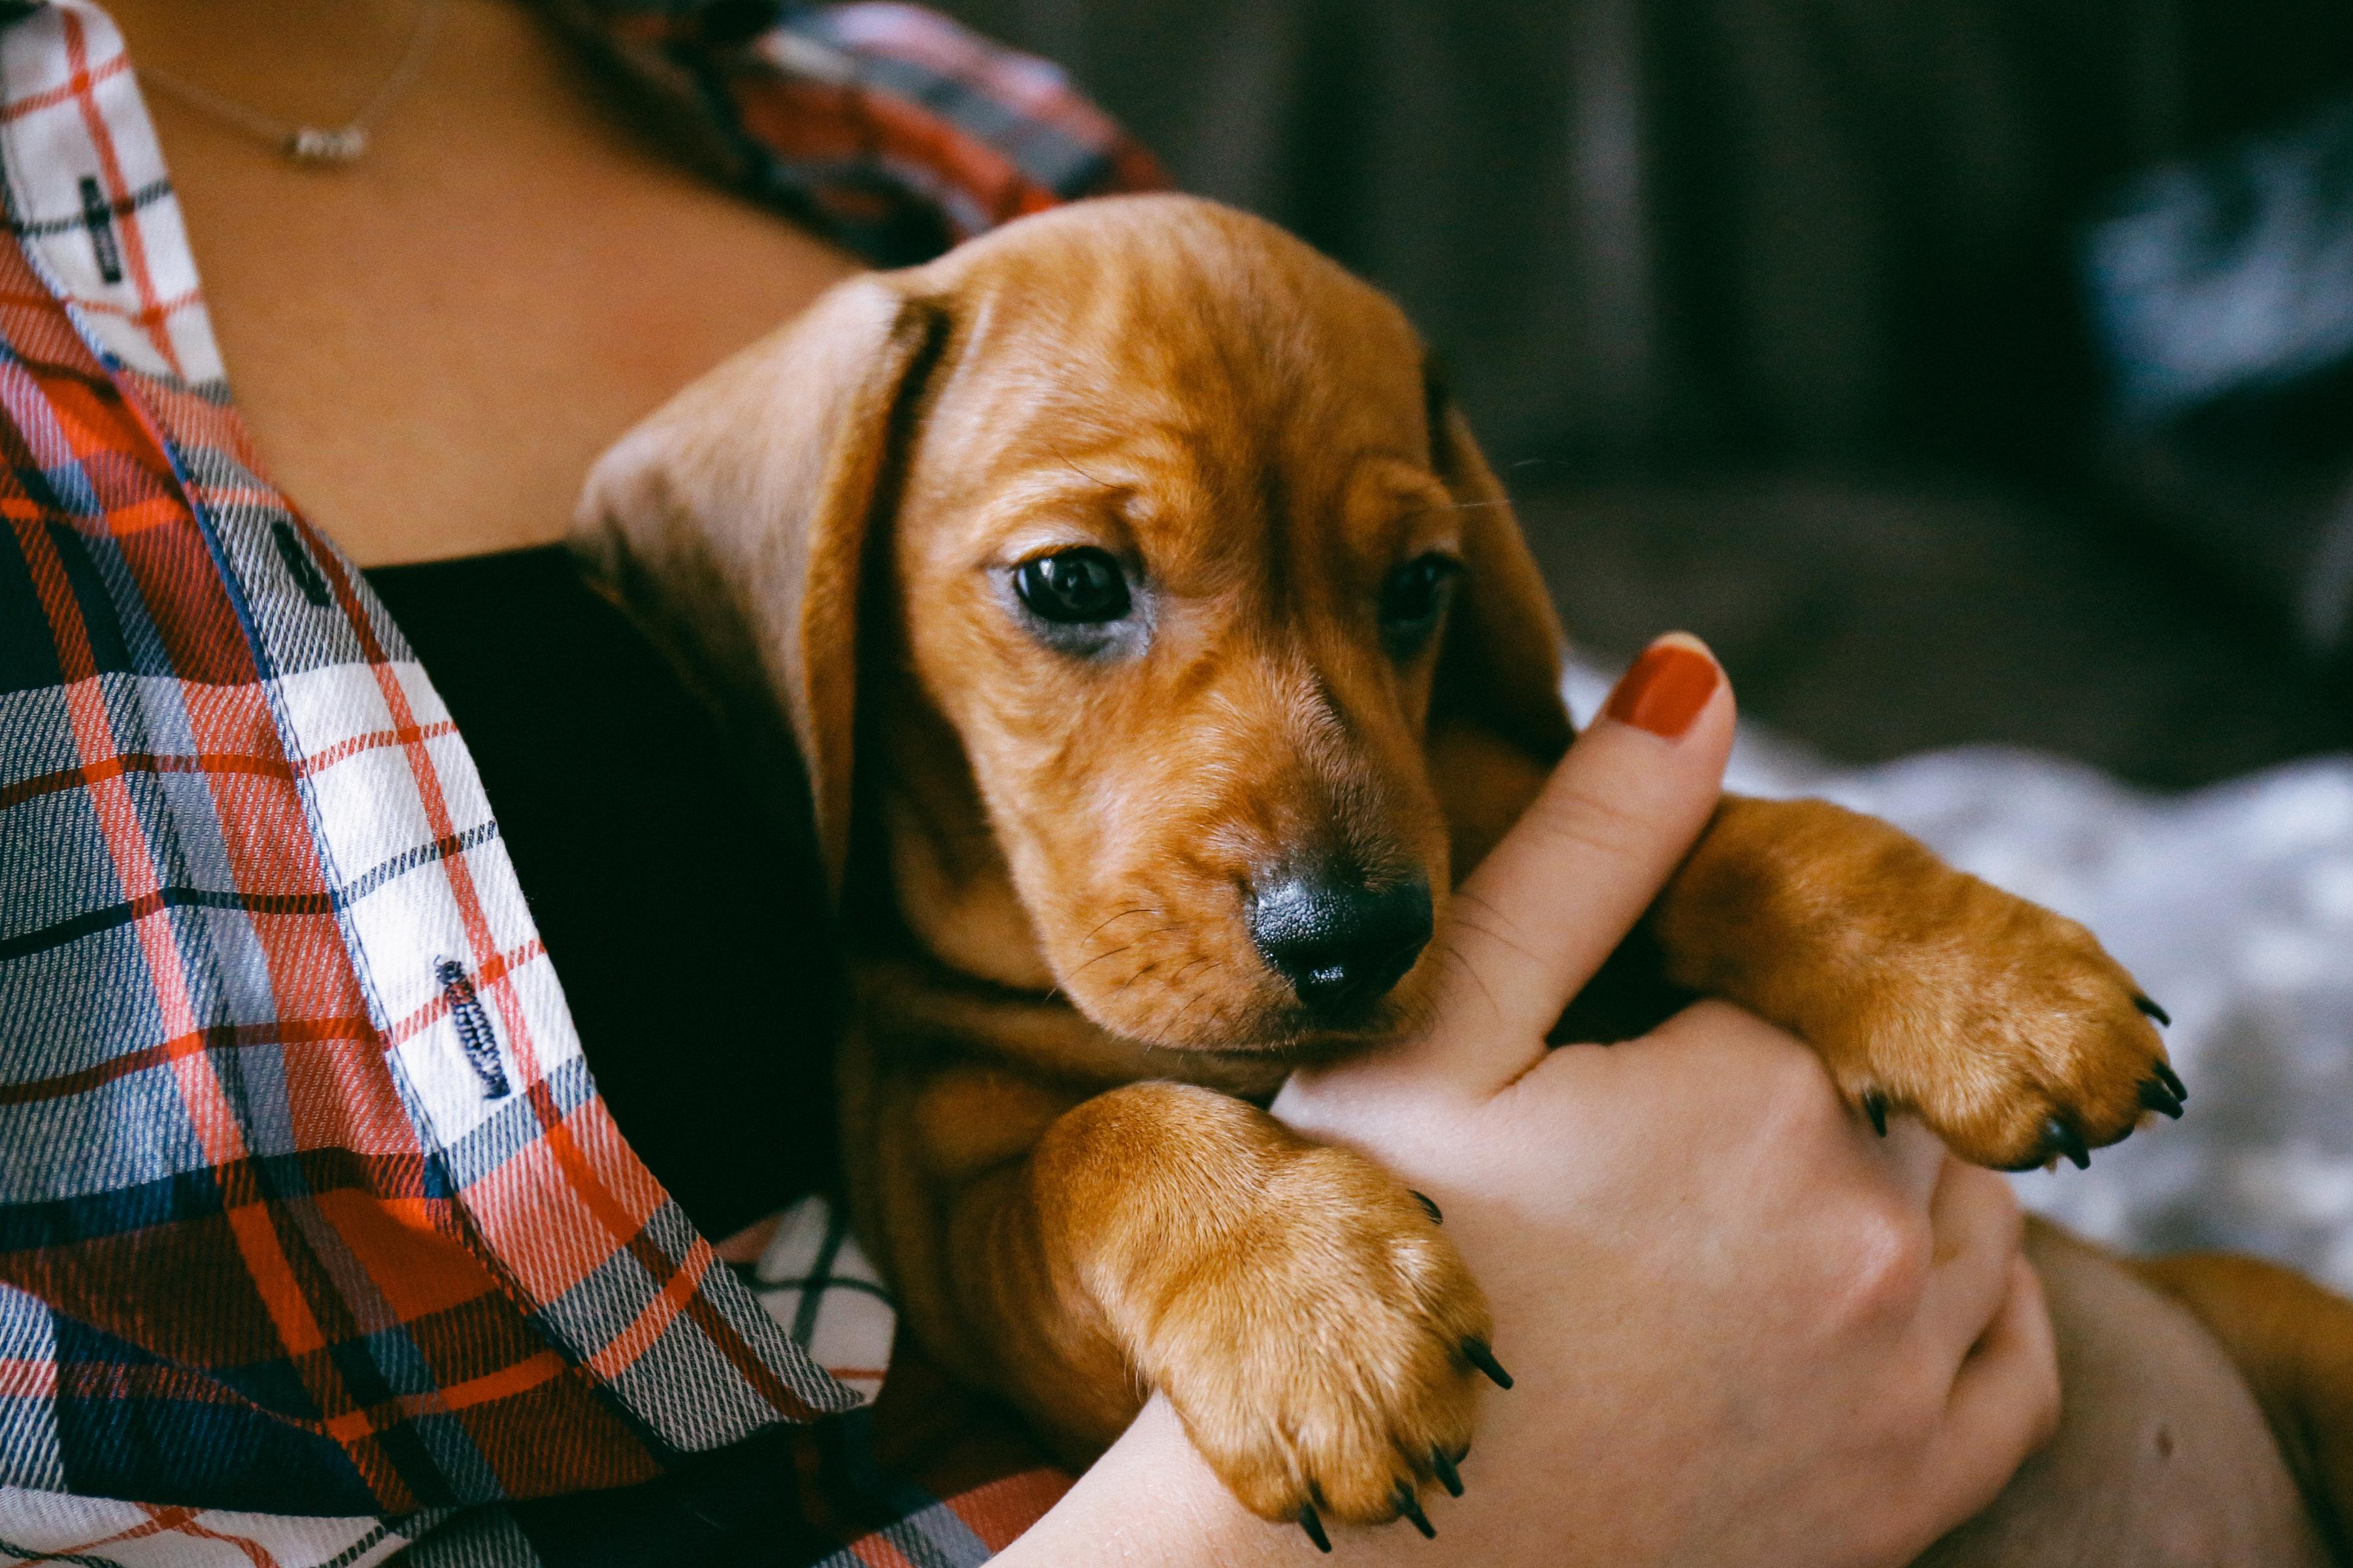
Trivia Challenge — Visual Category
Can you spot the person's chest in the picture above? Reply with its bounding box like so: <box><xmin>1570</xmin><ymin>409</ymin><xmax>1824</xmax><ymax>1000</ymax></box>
<box><xmin>124</xmin><ymin>0</ymin><xmax>859</xmax><ymax>566</ymax></box>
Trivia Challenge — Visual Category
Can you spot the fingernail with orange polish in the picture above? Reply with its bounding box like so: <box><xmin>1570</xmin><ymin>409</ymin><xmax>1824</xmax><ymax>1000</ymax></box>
<box><xmin>1602</xmin><ymin>637</ymin><xmax>1720</xmax><ymax>739</ymax></box>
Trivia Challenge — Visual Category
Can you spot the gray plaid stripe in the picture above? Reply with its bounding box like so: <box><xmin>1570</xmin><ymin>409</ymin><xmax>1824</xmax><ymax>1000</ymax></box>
<box><xmin>814</xmin><ymin>1502</ymin><xmax>995</xmax><ymax>1568</ymax></box>
<box><xmin>835</xmin><ymin>52</ymin><xmax>1110</xmax><ymax>193</ymax></box>
<box><xmin>196</xmin><ymin>488</ymin><xmax>411</xmax><ymax>682</ymax></box>
<box><xmin>0</xmin><ymin>1287</ymin><xmax>59</xmax><ymax>1493</ymax></box>
<box><xmin>392</xmin><ymin>1508</ymin><xmax>541</xmax><ymax>1568</ymax></box>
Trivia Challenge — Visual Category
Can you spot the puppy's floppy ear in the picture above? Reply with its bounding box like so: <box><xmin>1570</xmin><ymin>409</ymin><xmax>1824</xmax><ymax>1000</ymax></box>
<box><xmin>1419</xmin><ymin>363</ymin><xmax>1576</xmax><ymax>875</ymax></box>
<box><xmin>1425</xmin><ymin>362</ymin><xmax>1574</xmax><ymax>765</ymax></box>
<box><xmin>573</xmin><ymin>276</ymin><xmax>947</xmax><ymax>897</ymax></box>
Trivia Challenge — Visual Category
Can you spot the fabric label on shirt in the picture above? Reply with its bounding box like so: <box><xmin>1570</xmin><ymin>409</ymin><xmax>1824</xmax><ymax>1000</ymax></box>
<box><xmin>75</xmin><ymin>174</ymin><xmax>120</xmax><ymax>283</ymax></box>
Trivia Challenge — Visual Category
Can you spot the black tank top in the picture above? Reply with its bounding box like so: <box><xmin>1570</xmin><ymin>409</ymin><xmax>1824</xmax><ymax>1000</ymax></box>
<box><xmin>365</xmin><ymin>546</ymin><xmax>839</xmax><ymax>1239</ymax></box>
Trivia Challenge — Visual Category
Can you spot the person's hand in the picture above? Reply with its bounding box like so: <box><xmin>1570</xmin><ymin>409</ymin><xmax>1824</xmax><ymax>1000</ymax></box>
<box><xmin>1003</xmin><ymin>633</ymin><xmax>2058</xmax><ymax>1567</ymax></box>
<box><xmin>1275</xmin><ymin>632</ymin><xmax>2058</xmax><ymax>1565</ymax></box>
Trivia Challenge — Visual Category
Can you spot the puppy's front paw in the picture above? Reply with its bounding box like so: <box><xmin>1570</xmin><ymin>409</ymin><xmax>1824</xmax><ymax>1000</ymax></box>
<box><xmin>1137</xmin><ymin>1144</ymin><xmax>1494</xmax><ymax>1543</ymax></box>
<box><xmin>1824</xmin><ymin>872</ymin><xmax>2181</xmax><ymax>1172</ymax></box>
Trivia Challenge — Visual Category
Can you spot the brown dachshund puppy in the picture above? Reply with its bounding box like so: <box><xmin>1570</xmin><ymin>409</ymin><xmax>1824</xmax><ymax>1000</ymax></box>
<box><xmin>575</xmin><ymin>194</ymin><xmax>2353</xmax><ymax>1560</ymax></box>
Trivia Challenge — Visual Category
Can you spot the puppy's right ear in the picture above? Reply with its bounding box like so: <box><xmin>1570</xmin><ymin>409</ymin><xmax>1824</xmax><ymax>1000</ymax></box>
<box><xmin>1420</xmin><ymin>361</ymin><xmax>1575</xmax><ymax>876</ymax></box>
<box><xmin>573</xmin><ymin>277</ymin><xmax>946</xmax><ymax>898</ymax></box>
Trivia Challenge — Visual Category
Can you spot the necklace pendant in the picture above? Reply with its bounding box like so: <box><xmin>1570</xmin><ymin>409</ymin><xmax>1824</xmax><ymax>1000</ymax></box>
<box><xmin>284</xmin><ymin>125</ymin><xmax>368</xmax><ymax>165</ymax></box>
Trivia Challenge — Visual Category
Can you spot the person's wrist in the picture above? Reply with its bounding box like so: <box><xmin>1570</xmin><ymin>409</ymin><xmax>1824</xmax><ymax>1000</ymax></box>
<box><xmin>997</xmin><ymin>1397</ymin><xmax>1302</xmax><ymax>1566</ymax></box>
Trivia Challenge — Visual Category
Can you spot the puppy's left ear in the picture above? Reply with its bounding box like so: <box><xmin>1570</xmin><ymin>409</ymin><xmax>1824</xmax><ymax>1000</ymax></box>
<box><xmin>1422</xmin><ymin>365</ymin><xmax>1575</xmax><ymax>870</ymax></box>
<box><xmin>572</xmin><ymin>276</ymin><xmax>948</xmax><ymax>898</ymax></box>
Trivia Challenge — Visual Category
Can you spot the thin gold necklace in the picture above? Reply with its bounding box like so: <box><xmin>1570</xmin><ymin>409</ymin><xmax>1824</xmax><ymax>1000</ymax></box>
<box><xmin>135</xmin><ymin>0</ymin><xmax>444</xmax><ymax>168</ymax></box>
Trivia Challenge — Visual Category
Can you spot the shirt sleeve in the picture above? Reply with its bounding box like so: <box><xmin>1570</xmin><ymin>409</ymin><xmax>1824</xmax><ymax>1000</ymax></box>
<box><xmin>558</xmin><ymin>0</ymin><xmax>1169</xmax><ymax>267</ymax></box>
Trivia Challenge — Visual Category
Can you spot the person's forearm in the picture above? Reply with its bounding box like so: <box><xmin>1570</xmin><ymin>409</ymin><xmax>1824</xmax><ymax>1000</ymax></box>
<box><xmin>995</xmin><ymin>1398</ymin><xmax>1314</xmax><ymax>1567</ymax></box>
<box><xmin>999</xmin><ymin>1397</ymin><xmax>1575</xmax><ymax>1567</ymax></box>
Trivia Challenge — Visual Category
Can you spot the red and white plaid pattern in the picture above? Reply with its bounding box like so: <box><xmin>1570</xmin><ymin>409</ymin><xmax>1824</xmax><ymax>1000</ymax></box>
<box><xmin>0</xmin><ymin>3</ymin><xmax>1160</xmax><ymax>1562</ymax></box>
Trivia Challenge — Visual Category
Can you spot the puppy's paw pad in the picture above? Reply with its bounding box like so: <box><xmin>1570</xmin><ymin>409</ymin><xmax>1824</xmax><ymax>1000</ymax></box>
<box><xmin>1838</xmin><ymin>892</ymin><xmax>2180</xmax><ymax>1172</ymax></box>
<box><xmin>1145</xmin><ymin>1154</ymin><xmax>1488</xmax><ymax>1533</ymax></box>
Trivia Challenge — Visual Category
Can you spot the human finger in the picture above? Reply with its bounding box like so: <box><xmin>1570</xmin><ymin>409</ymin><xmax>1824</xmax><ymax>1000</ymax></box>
<box><xmin>1398</xmin><ymin>633</ymin><xmax>1735</xmax><ymax>1092</ymax></box>
<box><xmin>1861</xmin><ymin>1116</ymin><xmax>1950</xmax><ymax>1212</ymax></box>
<box><xmin>1920</xmin><ymin>1159</ymin><xmax>2027</xmax><ymax>1358</ymax></box>
<box><xmin>1920</xmin><ymin>1257</ymin><xmax>2063</xmax><ymax>1531</ymax></box>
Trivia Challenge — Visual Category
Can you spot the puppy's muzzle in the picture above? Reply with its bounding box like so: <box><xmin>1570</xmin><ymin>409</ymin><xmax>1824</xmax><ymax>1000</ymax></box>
<box><xmin>1248</xmin><ymin>870</ymin><xmax>1433</xmax><ymax>1022</ymax></box>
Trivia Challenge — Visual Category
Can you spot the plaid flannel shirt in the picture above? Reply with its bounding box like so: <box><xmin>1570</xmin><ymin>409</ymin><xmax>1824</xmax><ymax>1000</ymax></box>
<box><xmin>0</xmin><ymin>3</ymin><xmax>1160</xmax><ymax>1562</ymax></box>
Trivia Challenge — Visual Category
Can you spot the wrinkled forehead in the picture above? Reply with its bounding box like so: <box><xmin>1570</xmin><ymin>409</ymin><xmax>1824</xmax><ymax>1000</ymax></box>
<box><xmin>910</xmin><ymin>212</ymin><xmax>1435</xmax><ymax>508</ymax></box>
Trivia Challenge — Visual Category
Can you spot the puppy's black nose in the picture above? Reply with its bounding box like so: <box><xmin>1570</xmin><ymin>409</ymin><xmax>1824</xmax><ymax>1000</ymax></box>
<box><xmin>1250</xmin><ymin>872</ymin><xmax>1433</xmax><ymax>1018</ymax></box>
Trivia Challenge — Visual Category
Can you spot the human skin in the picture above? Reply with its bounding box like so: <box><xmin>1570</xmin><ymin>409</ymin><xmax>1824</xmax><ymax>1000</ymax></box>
<box><xmin>92</xmin><ymin>6</ymin><xmax>2054</xmax><ymax>1560</ymax></box>
<box><xmin>998</xmin><ymin>641</ymin><xmax>2058</xmax><ymax>1565</ymax></box>
<box><xmin>103</xmin><ymin>0</ymin><xmax>860</xmax><ymax>566</ymax></box>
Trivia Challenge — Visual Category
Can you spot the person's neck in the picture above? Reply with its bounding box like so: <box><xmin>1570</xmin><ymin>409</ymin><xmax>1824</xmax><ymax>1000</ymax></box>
<box><xmin>101</xmin><ymin>0</ymin><xmax>444</xmax><ymax>130</ymax></box>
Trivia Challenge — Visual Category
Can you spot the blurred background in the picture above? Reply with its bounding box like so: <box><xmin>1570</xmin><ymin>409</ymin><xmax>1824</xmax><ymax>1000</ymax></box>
<box><xmin>932</xmin><ymin>0</ymin><xmax>2353</xmax><ymax>1284</ymax></box>
<box><xmin>944</xmin><ymin>0</ymin><xmax>2353</xmax><ymax>786</ymax></box>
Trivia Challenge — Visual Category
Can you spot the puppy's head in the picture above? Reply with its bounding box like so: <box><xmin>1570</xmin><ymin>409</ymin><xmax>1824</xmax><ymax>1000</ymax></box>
<box><xmin>579</xmin><ymin>195</ymin><xmax>1569</xmax><ymax>1056</ymax></box>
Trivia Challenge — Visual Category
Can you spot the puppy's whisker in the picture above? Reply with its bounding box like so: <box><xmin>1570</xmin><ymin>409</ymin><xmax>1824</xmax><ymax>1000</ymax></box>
<box><xmin>1070</xmin><ymin>942</ymin><xmax>1138</xmax><ymax>978</ymax></box>
<box><xmin>1439</xmin><ymin>941</ymin><xmax>1503</xmax><ymax>1022</ymax></box>
<box><xmin>1167</xmin><ymin>954</ymin><xmax>1217</xmax><ymax>989</ymax></box>
<box><xmin>1082</xmin><ymin>907</ymin><xmax>1163</xmax><ymax>946</ymax></box>
<box><xmin>1107</xmin><ymin>925</ymin><xmax>1184</xmax><ymax>967</ymax></box>
<box><xmin>1448</xmin><ymin>894</ymin><xmax>1543</xmax><ymax>966</ymax></box>
<box><xmin>1058</xmin><ymin>454</ymin><xmax>1118</xmax><ymax>491</ymax></box>
<box><xmin>1167</xmin><ymin>962</ymin><xmax>1227</xmax><ymax>1034</ymax></box>
<box><xmin>1445</xmin><ymin>912</ymin><xmax>1523</xmax><ymax>954</ymax></box>
<box><xmin>1399</xmin><ymin>499</ymin><xmax>1512</xmax><ymax>524</ymax></box>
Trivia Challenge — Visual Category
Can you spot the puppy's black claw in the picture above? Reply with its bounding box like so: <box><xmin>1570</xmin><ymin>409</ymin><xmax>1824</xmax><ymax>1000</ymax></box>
<box><xmin>2152</xmin><ymin>1058</ymin><xmax>2188</xmax><ymax>1103</ymax></box>
<box><xmin>1861</xmin><ymin>1090</ymin><xmax>1889</xmax><ymax>1137</ymax></box>
<box><xmin>2047</xmin><ymin>1116</ymin><xmax>2091</xmax><ymax>1170</ymax></box>
<box><xmin>1394</xmin><ymin>1483</ymin><xmax>1435</xmax><ymax>1539</ymax></box>
<box><xmin>1299</xmin><ymin>1503</ymin><xmax>1331</xmax><ymax>1554</ymax></box>
<box><xmin>1462</xmin><ymin>1338</ymin><xmax>1512</xmax><ymax>1390</ymax></box>
<box><xmin>2137</xmin><ymin>1076</ymin><xmax>2185</xmax><ymax>1119</ymax></box>
<box><xmin>2135</xmin><ymin>995</ymin><xmax>2173</xmax><ymax>1028</ymax></box>
<box><xmin>1431</xmin><ymin>1447</ymin><xmax>1463</xmax><ymax>1498</ymax></box>
<box><xmin>1410</xmin><ymin>1189</ymin><xmax>1443</xmax><ymax>1224</ymax></box>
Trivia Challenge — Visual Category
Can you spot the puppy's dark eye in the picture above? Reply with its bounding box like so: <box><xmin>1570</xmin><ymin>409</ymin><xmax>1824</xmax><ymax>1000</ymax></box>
<box><xmin>1378</xmin><ymin>553</ymin><xmax>1461</xmax><ymax>653</ymax></box>
<box><xmin>1015</xmin><ymin>548</ymin><xmax>1133</xmax><ymax>624</ymax></box>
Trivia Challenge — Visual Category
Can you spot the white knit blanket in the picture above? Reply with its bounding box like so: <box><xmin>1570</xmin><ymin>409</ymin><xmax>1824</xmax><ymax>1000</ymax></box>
<box><xmin>1563</xmin><ymin>661</ymin><xmax>2353</xmax><ymax>1292</ymax></box>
